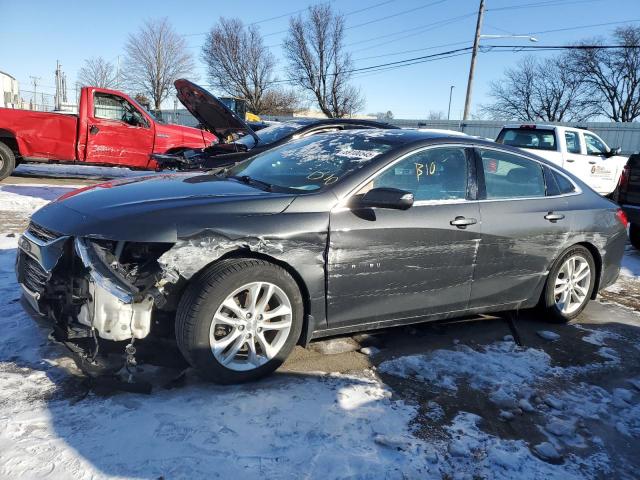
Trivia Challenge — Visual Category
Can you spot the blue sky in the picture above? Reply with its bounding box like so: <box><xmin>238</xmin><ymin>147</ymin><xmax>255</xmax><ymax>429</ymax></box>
<box><xmin>2</xmin><ymin>0</ymin><xmax>639</xmax><ymax>118</ymax></box>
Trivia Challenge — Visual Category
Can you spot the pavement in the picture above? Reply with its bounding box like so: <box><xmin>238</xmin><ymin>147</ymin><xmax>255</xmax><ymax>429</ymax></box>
<box><xmin>1</xmin><ymin>169</ymin><xmax>639</xmax><ymax>479</ymax></box>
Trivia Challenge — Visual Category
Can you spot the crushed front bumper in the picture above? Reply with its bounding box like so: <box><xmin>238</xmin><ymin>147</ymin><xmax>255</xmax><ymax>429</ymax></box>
<box><xmin>16</xmin><ymin>226</ymin><xmax>154</xmax><ymax>342</ymax></box>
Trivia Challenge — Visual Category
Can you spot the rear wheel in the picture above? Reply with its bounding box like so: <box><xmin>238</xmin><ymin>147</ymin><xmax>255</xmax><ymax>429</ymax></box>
<box><xmin>175</xmin><ymin>258</ymin><xmax>303</xmax><ymax>383</ymax></box>
<box><xmin>0</xmin><ymin>141</ymin><xmax>16</xmax><ymax>181</ymax></box>
<box><xmin>629</xmin><ymin>223</ymin><xmax>640</xmax><ymax>250</ymax></box>
<box><xmin>541</xmin><ymin>246</ymin><xmax>596</xmax><ymax>322</ymax></box>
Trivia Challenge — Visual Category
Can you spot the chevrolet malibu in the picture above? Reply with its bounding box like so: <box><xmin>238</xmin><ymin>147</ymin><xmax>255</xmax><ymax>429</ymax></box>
<box><xmin>16</xmin><ymin>130</ymin><xmax>626</xmax><ymax>383</ymax></box>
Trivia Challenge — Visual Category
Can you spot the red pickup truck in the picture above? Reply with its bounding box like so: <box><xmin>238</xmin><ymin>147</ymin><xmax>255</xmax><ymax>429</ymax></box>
<box><xmin>0</xmin><ymin>86</ymin><xmax>217</xmax><ymax>180</ymax></box>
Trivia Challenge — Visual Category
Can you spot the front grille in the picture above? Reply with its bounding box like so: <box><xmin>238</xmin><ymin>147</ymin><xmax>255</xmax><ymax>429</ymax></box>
<box><xmin>27</xmin><ymin>222</ymin><xmax>61</xmax><ymax>243</ymax></box>
<box><xmin>20</xmin><ymin>252</ymin><xmax>50</xmax><ymax>294</ymax></box>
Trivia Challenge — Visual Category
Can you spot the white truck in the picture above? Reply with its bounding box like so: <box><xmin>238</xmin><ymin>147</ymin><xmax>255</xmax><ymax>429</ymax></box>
<box><xmin>495</xmin><ymin>124</ymin><xmax>627</xmax><ymax>196</ymax></box>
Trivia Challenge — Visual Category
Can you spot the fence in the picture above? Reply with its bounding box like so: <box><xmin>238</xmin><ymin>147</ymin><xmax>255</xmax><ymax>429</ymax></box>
<box><xmin>13</xmin><ymin>90</ymin><xmax>57</xmax><ymax>112</ymax></box>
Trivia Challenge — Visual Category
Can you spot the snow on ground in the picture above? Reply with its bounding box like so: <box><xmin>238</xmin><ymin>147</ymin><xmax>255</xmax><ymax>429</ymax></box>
<box><xmin>0</xmin><ymin>185</ymin><xmax>56</xmax><ymax>212</ymax></box>
<box><xmin>379</xmin><ymin>336</ymin><xmax>638</xmax><ymax>478</ymax></box>
<box><xmin>621</xmin><ymin>244</ymin><xmax>640</xmax><ymax>278</ymax></box>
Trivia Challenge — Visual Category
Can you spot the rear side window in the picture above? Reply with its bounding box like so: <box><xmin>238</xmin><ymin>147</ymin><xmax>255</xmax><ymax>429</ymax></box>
<box><xmin>497</xmin><ymin>128</ymin><xmax>557</xmax><ymax>151</ymax></box>
<box><xmin>553</xmin><ymin>170</ymin><xmax>576</xmax><ymax>194</ymax></box>
<box><xmin>479</xmin><ymin>149</ymin><xmax>545</xmax><ymax>199</ymax></box>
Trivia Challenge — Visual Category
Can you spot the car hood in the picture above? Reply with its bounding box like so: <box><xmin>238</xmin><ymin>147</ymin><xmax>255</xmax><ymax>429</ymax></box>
<box><xmin>31</xmin><ymin>173</ymin><xmax>296</xmax><ymax>242</ymax></box>
<box><xmin>174</xmin><ymin>79</ymin><xmax>258</xmax><ymax>144</ymax></box>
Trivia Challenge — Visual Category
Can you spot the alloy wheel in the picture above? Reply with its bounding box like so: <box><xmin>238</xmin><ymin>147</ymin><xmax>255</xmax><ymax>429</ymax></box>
<box><xmin>209</xmin><ymin>282</ymin><xmax>293</xmax><ymax>371</ymax></box>
<box><xmin>554</xmin><ymin>255</ymin><xmax>591</xmax><ymax>315</ymax></box>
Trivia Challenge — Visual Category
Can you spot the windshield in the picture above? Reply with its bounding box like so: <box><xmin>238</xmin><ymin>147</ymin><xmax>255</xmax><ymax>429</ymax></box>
<box><xmin>226</xmin><ymin>133</ymin><xmax>397</xmax><ymax>192</ymax></box>
<box><xmin>129</xmin><ymin>98</ymin><xmax>165</xmax><ymax>124</ymax></box>
<box><xmin>235</xmin><ymin>122</ymin><xmax>301</xmax><ymax>148</ymax></box>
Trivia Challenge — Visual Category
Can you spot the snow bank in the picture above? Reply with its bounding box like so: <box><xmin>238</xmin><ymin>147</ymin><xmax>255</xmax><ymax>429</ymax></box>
<box><xmin>621</xmin><ymin>244</ymin><xmax>640</xmax><ymax>278</ymax></box>
<box><xmin>0</xmin><ymin>186</ymin><xmax>52</xmax><ymax>213</ymax></box>
<box><xmin>14</xmin><ymin>163</ymin><xmax>154</xmax><ymax>180</ymax></box>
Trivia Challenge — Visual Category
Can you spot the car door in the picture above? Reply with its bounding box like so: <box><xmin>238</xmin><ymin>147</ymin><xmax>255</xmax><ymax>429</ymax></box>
<box><xmin>469</xmin><ymin>147</ymin><xmax>572</xmax><ymax>309</ymax></box>
<box><xmin>327</xmin><ymin>145</ymin><xmax>481</xmax><ymax>329</ymax></box>
<box><xmin>580</xmin><ymin>131</ymin><xmax>617</xmax><ymax>194</ymax></box>
<box><xmin>84</xmin><ymin>92</ymin><xmax>155</xmax><ymax>167</ymax></box>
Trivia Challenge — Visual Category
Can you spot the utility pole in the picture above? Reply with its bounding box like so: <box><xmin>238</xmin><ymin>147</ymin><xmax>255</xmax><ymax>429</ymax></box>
<box><xmin>29</xmin><ymin>76</ymin><xmax>41</xmax><ymax>111</ymax></box>
<box><xmin>447</xmin><ymin>85</ymin><xmax>455</xmax><ymax>121</ymax></box>
<box><xmin>463</xmin><ymin>0</ymin><xmax>485</xmax><ymax>121</ymax></box>
<box><xmin>116</xmin><ymin>55</ymin><xmax>121</xmax><ymax>89</ymax></box>
<box><xmin>55</xmin><ymin>60</ymin><xmax>62</xmax><ymax>110</ymax></box>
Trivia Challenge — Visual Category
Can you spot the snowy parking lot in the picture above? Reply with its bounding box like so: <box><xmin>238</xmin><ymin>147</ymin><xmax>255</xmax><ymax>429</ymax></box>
<box><xmin>1</xmin><ymin>177</ymin><xmax>639</xmax><ymax>479</ymax></box>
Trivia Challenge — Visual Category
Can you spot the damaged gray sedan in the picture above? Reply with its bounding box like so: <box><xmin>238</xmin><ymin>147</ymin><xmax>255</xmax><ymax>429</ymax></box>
<box><xmin>16</xmin><ymin>130</ymin><xmax>627</xmax><ymax>383</ymax></box>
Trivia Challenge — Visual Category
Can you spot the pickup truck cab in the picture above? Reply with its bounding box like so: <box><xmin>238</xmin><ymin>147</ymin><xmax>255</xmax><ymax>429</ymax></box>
<box><xmin>496</xmin><ymin>124</ymin><xmax>626</xmax><ymax>196</ymax></box>
<box><xmin>0</xmin><ymin>86</ymin><xmax>217</xmax><ymax>180</ymax></box>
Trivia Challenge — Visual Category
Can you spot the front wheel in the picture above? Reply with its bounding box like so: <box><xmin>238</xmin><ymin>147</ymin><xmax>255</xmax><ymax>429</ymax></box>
<box><xmin>175</xmin><ymin>258</ymin><xmax>303</xmax><ymax>383</ymax></box>
<box><xmin>541</xmin><ymin>246</ymin><xmax>596</xmax><ymax>322</ymax></box>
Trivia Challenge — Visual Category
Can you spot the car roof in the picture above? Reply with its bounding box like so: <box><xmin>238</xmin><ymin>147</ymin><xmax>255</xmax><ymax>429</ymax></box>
<box><xmin>317</xmin><ymin>128</ymin><xmax>481</xmax><ymax>144</ymax></box>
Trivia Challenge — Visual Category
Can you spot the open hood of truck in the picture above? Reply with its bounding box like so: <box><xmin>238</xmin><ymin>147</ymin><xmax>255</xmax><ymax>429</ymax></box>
<box><xmin>174</xmin><ymin>79</ymin><xmax>258</xmax><ymax>145</ymax></box>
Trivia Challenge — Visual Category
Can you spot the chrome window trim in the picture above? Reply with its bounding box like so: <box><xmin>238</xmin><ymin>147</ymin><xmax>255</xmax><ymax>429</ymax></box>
<box><xmin>335</xmin><ymin>143</ymin><xmax>582</xmax><ymax>210</ymax></box>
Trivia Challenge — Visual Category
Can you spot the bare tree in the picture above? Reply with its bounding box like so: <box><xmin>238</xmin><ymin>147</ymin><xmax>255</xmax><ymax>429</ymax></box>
<box><xmin>124</xmin><ymin>18</ymin><xmax>194</xmax><ymax>111</ymax></box>
<box><xmin>77</xmin><ymin>57</ymin><xmax>118</xmax><ymax>88</ymax></box>
<box><xmin>202</xmin><ymin>18</ymin><xmax>275</xmax><ymax>115</ymax></box>
<box><xmin>261</xmin><ymin>88</ymin><xmax>303</xmax><ymax>115</ymax></box>
<box><xmin>284</xmin><ymin>4</ymin><xmax>364</xmax><ymax>118</ymax></box>
<box><xmin>567</xmin><ymin>26</ymin><xmax>640</xmax><ymax>122</ymax></box>
<box><xmin>371</xmin><ymin>111</ymin><xmax>394</xmax><ymax>120</ymax></box>
<box><xmin>427</xmin><ymin>110</ymin><xmax>446</xmax><ymax>120</ymax></box>
<box><xmin>482</xmin><ymin>56</ymin><xmax>596</xmax><ymax>122</ymax></box>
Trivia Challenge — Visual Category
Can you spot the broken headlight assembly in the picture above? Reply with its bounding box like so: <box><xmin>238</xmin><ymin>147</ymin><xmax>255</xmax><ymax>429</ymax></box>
<box><xmin>74</xmin><ymin>238</ymin><xmax>174</xmax><ymax>341</ymax></box>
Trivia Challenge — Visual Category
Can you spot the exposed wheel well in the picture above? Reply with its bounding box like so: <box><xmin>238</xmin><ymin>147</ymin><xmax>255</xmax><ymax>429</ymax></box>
<box><xmin>0</xmin><ymin>130</ymin><xmax>19</xmax><ymax>157</ymax></box>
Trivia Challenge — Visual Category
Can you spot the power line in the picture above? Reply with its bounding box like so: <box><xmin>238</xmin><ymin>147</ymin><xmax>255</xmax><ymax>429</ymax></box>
<box><xmin>346</xmin><ymin>0</ymin><xmax>447</xmax><ymax>30</ymax></box>
<box><xmin>351</xmin><ymin>12</ymin><xmax>476</xmax><ymax>53</ymax></box>
<box><xmin>268</xmin><ymin>43</ymin><xmax>639</xmax><ymax>86</ymax></box>
<box><xmin>487</xmin><ymin>0</ymin><xmax>601</xmax><ymax>12</ymax></box>
<box><xmin>520</xmin><ymin>19</ymin><xmax>640</xmax><ymax>36</ymax></box>
<box><xmin>353</xmin><ymin>40</ymin><xmax>472</xmax><ymax>62</ymax></box>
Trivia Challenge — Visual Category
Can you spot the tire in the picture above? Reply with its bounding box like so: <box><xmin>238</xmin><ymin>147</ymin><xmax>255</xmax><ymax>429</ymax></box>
<box><xmin>0</xmin><ymin>141</ymin><xmax>16</xmax><ymax>181</ymax></box>
<box><xmin>629</xmin><ymin>223</ymin><xmax>640</xmax><ymax>250</ymax></box>
<box><xmin>175</xmin><ymin>258</ymin><xmax>303</xmax><ymax>384</ymax></box>
<box><xmin>540</xmin><ymin>245</ymin><xmax>596</xmax><ymax>322</ymax></box>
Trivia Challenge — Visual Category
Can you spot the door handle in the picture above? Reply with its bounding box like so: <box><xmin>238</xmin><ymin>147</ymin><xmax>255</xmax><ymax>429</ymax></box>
<box><xmin>89</xmin><ymin>125</ymin><xmax>99</xmax><ymax>135</ymax></box>
<box><xmin>588</xmin><ymin>160</ymin><xmax>597</xmax><ymax>164</ymax></box>
<box><xmin>565</xmin><ymin>159</ymin><xmax>575</xmax><ymax>163</ymax></box>
<box><xmin>450</xmin><ymin>216</ymin><xmax>477</xmax><ymax>229</ymax></box>
<box><xmin>544</xmin><ymin>212</ymin><xmax>565</xmax><ymax>222</ymax></box>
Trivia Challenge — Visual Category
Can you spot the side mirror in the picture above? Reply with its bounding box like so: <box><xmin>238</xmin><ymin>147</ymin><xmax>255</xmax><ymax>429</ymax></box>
<box><xmin>353</xmin><ymin>187</ymin><xmax>414</xmax><ymax>210</ymax></box>
<box><xmin>606</xmin><ymin>147</ymin><xmax>621</xmax><ymax>157</ymax></box>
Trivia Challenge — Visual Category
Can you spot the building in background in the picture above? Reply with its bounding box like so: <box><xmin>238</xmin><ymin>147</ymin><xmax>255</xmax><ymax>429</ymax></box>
<box><xmin>0</xmin><ymin>71</ymin><xmax>19</xmax><ymax>108</ymax></box>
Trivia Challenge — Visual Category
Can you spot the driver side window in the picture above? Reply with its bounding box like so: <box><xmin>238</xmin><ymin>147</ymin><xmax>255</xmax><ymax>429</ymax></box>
<box><xmin>94</xmin><ymin>93</ymin><xmax>147</xmax><ymax>127</ymax></box>
<box><xmin>363</xmin><ymin>147</ymin><xmax>470</xmax><ymax>201</ymax></box>
<box><xmin>583</xmin><ymin>133</ymin><xmax>606</xmax><ymax>156</ymax></box>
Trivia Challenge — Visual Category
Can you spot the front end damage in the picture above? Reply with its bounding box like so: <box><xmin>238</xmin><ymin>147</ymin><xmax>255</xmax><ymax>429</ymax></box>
<box><xmin>16</xmin><ymin>222</ymin><xmax>179</xmax><ymax>387</ymax></box>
